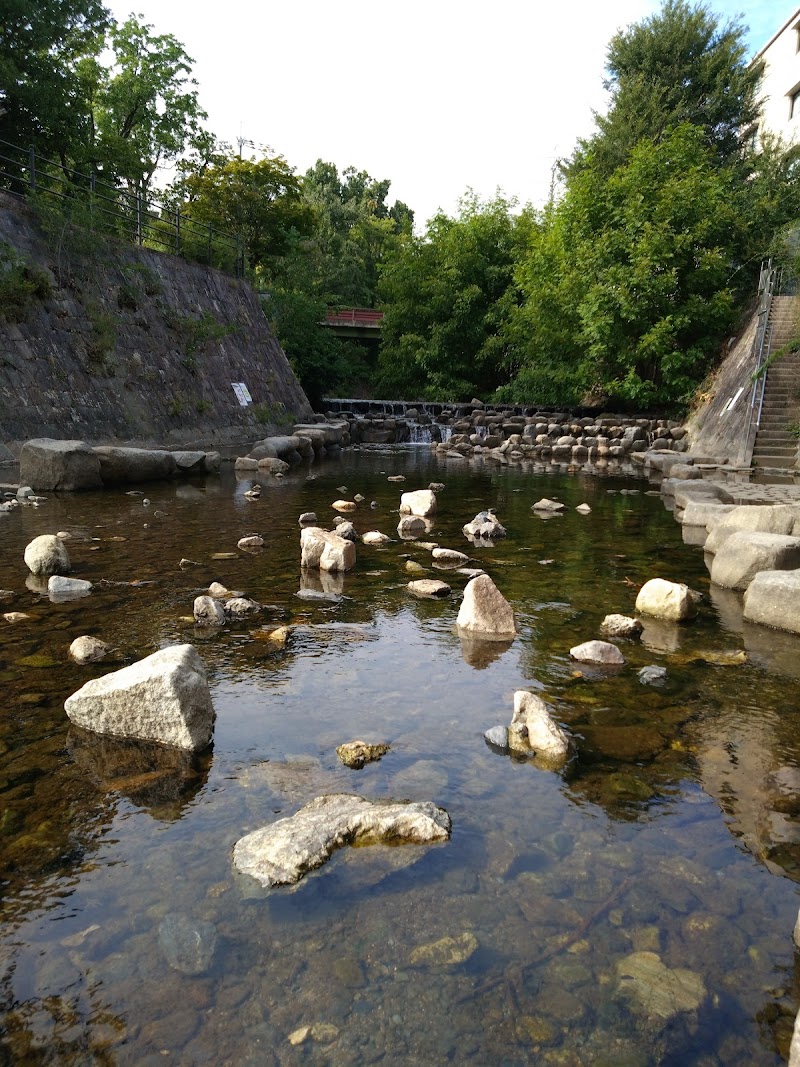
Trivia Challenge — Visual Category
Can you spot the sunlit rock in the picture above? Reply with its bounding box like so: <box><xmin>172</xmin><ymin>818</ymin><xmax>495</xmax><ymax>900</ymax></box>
<box><xmin>361</xmin><ymin>531</ymin><xmax>391</xmax><ymax>545</ymax></box>
<box><xmin>399</xmin><ymin>489</ymin><xmax>437</xmax><ymax>517</ymax></box>
<box><xmin>69</xmin><ymin>636</ymin><xmax>112</xmax><ymax>664</ymax></box>
<box><xmin>48</xmin><ymin>576</ymin><xmax>92</xmax><ymax>601</ymax></box>
<box><xmin>600</xmin><ymin>614</ymin><xmax>643</xmax><ymax>639</ymax></box>
<box><xmin>193</xmin><ymin>595</ymin><xmax>226</xmax><ymax>626</ymax></box>
<box><xmin>710</xmin><ymin>532</ymin><xmax>800</xmax><ymax>591</ymax></box>
<box><xmin>397</xmin><ymin>515</ymin><xmax>429</xmax><ymax>538</ymax></box>
<box><xmin>233</xmin><ymin>794</ymin><xmax>451</xmax><ymax>887</ymax></box>
<box><xmin>532</xmin><ymin>498</ymin><xmax>566</xmax><ymax>513</ymax></box>
<box><xmin>24</xmin><ymin>534</ymin><xmax>71</xmax><ymax>576</ymax></box>
<box><xmin>225</xmin><ymin>597</ymin><xmax>260</xmax><ymax>620</ymax></box>
<box><xmin>511</xmin><ymin>690</ymin><xmax>572</xmax><ymax>763</ymax></box>
<box><xmin>743</xmin><ymin>570</ymin><xmax>800</xmax><ymax>634</ymax></box>
<box><xmin>336</xmin><ymin>740</ymin><xmax>390</xmax><ymax>769</ymax></box>
<box><xmin>237</xmin><ymin>535</ymin><xmax>264</xmax><ymax>549</ymax></box>
<box><xmin>431</xmin><ymin>547</ymin><xmax>469</xmax><ymax>568</ymax></box>
<box><xmin>635</xmin><ymin>578</ymin><xmax>697</xmax><ymax>621</ymax></box>
<box><xmin>64</xmin><ymin>644</ymin><xmax>215</xmax><ymax>751</ymax></box>
<box><xmin>570</xmin><ymin>639</ymin><xmax>625</xmax><ymax>665</ymax></box>
<box><xmin>407</xmin><ymin>579</ymin><xmax>451</xmax><ymax>598</ymax></box>
<box><xmin>300</xmin><ymin>527</ymin><xmax>356</xmax><ymax>572</ymax></box>
<box><xmin>456</xmin><ymin>574</ymin><xmax>517</xmax><ymax>637</ymax></box>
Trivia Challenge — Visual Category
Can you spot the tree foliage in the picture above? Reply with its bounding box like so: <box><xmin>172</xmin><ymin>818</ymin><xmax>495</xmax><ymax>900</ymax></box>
<box><xmin>501</xmin><ymin>0</ymin><xmax>797</xmax><ymax>411</ymax></box>
<box><xmin>176</xmin><ymin>154</ymin><xmax>313</xmax><ymax>265</ymax></box>
<box><xmin>377</xmin><ymin>194</ymin><xmax>526</xmax><ymax>400</ymax></box>
<box><xmin>571</xmin><ymin>0</ymin><xmax>763</xmax><ymax>178</ymax></box>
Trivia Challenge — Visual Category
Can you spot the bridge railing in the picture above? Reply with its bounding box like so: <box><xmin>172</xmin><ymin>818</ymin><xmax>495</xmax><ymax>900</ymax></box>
<box><xmin>0</xmin><ymin>138</ymin><xmax>244</xmax><ymax>276</ymax></box>
<box><xmin>323</xmin><ymin>308</ymin><xmax>384</xmax><ymax>328</ymax></box>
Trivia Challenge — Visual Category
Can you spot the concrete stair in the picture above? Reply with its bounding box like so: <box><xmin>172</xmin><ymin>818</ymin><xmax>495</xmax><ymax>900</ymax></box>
<box><xmin>752</xmin><ymin>296</ymin><xmax>800</xmax><ymax>470</ymax></box>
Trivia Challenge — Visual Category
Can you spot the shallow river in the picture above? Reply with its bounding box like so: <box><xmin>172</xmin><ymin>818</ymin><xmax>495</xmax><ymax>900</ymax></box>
<box><xmin>2</xmin><ymin>448</ymin><xmax>800</xmax><ymax>1066</ymax></box>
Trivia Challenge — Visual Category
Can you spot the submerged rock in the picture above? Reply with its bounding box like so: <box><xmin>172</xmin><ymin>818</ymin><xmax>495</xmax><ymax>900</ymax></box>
<box><xmin>456</xmin><ymin>574</ymin><xmax>517</xmax><ymax>637</ymax></box>
<box><xmin>409</xmin><ymin>932</ymin><xmax>478</xmax><ymax>968</ymax></box>
<box><xmin>232</xmin><ymin>793</ymin><xmax>451</xmax><ymax>887</ymax></box>
<box><xmin>615</xmin><ymin>951</ymin><xmax>706</xmax><ymax>1024</ymax></box>
<box><xmin>24</xmin><ymin>534</ymin><xmax>71</xmax><ymax>576</ymax></box>
<box><xmin>64</xmin><ymin>644</ymin><xmax>215</xmax><ymax>751</ymax></box>
<box><xmin>638</xmin><ymin>665</ymin><xmax>667</xmax><ymax>686</ymax></box>
<box><xmin>336</xmin><ymin>740</ymin><xmax>390</xmax><ymax>769</ymax></box>
<box><xmin>158</xmin><ymin>913</ymin><xmax>217</xmax><ymax>975</ymax></box>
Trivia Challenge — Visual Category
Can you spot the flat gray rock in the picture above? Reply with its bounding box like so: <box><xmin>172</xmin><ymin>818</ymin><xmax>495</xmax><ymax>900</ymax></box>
<box><xmin>233</xmin><ymin>793</ymin><xmax>451</xmax><ymax>888</ymax></box>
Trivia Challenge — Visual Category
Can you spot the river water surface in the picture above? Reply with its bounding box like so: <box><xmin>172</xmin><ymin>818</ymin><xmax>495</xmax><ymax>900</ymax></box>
<box><xmin>1</xmin><ymin>448</ymin><xmax>800</xmax><ymax>1065</ymax></box>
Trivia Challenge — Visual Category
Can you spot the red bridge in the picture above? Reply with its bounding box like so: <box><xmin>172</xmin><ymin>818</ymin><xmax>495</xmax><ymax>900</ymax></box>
<box><xmin>322</xmin><ymin>307</ymin><xmax>384</xmax><ymax>338</ymax></box>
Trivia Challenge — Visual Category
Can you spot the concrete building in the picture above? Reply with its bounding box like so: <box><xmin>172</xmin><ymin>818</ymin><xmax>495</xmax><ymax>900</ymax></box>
<box><xmin>756</xmin><ymin>6</ymin><xmax>800</xmax><ymax>145</ymax></box>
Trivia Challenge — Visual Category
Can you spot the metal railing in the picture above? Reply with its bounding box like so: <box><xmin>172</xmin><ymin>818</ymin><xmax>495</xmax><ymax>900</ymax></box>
<box><xmin>739</xmin><ymin>259</ymin><xmax>782</xmax><ymax>465</ymax></box>
<box><xmin>0</xmin><ymin>138</ymin><xmax>244</xmax><ymax>276</ymax></box>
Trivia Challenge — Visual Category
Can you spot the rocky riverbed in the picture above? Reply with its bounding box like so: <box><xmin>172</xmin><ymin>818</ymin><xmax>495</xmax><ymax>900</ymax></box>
<box><xmin>1</xmin><ymin>447</ymin><xmax>800</xmax><ymax>1064</ymax></box>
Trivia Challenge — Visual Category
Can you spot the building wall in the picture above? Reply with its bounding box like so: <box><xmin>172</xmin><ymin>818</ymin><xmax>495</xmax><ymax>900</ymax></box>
<box><xmin>757</xmin><ymin>7</ymin><xmax>800</xmax><ymax>146</ymax></box>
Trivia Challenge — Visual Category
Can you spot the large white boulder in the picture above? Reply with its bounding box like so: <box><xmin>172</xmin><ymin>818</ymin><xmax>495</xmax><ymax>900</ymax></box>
<box><xmin>64</xmin><ymin>644</ymin><xmax>215</xmax><ymax>751</ymax></box>
<box><xmin>635</xmin><ymin>578</ymin><xmax>697</xmax><ymax>621</ymax></box>
<box><xmin>680</xmin><ymin>501</ymin><xmax>737</xmax><ymax>528</ymax></box>
<box><xmin>743</xmin><ymin>570</ymin><xmax>800</xmax><ymax>634</ymax></box>
<box><xmin>19</xmin><ymin>439</ymin><xmax>102</xmax><ymax>491</ymax></box>
<box><xmin>456</xmin><ymin>574</ymin><xmax>517</xmax><ymax>637</ymax></box>
<box><xmin>705</xmin><ymin>504</ymin><xmax>800</xmax><ymax>555</ymax></box>
<box><xmin>511</xmin><ymin>691</ymin><xmax>572</xmax><ymax>763</ymax></box>
<box><xmin>233</xmin><ymin>793</ymin><xmax>451</xmax><ymax>887</ymax></box>
<box><xmin>399</xmin><ymin>489</ymin><xmax>437</xmax><ymax>517</ymax></box>
<box><xmin>300</xmin><ymin>527</ymin><xmax>356</xmax><ymax>572</ymax></box>
<box><xmin>709</xmin><ymin>531</ymin><xmax>800</xmax><ymax>590</ymax></box>
<box><xmin>24</xmin><ymin>534</ymin><xmax>71</xmax><ymax>576</ymax></box>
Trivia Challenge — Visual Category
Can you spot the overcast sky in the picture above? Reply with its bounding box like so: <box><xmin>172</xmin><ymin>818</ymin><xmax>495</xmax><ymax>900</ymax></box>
<box><xmin>105</xmin><ymin>0</ymin><xmax>792</xmax><ymax>227</ymax></box>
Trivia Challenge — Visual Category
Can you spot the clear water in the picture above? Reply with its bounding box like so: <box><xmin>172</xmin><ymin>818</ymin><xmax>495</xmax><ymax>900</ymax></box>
<box><xmin>1</xmin><ymin>449</ymin><xmax>800</xmax><ymax>1065</ymax></box>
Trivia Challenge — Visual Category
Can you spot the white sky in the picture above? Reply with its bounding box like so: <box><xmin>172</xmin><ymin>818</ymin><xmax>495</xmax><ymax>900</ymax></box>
<box><xmin>104</xmin><ymin>0</ymin><xmax>792</xmax><ymax>228</ymax></box>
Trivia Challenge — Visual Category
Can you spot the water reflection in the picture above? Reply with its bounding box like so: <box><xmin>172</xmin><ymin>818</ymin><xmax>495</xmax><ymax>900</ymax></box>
<box><xmin>67</xmin><ymin>728</ymin><xmax>210</xmax><ymax>820</ymax></box>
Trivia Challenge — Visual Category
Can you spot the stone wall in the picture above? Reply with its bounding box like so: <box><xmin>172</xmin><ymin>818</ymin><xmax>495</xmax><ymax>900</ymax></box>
<box><xmin>0</xmin><ymin>193</ymin><xmax>313</xmax><ymax>461</ymax></box>
<box><xmin>684</xmin><ymin>308</ymin><xmax>759</xmax><ymax>463</ymax></box>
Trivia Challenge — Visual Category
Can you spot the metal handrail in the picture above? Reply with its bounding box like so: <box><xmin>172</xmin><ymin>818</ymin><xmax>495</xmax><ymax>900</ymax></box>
<box><xmin>739</xmin><ymin>260</ymin><xmax>781</xmax><ymax>466</ymax></box>
<box><xmin>0</xmin><ymin>137</ymin><xmax>244</xmax><ymax>276</ymax></box>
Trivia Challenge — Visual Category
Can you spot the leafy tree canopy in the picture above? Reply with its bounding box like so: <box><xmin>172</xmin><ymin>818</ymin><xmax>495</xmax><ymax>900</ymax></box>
<box><xmin>377</xmin><ymin>193</ymin><xmax>529</xmax><ymax>401</ymax></box>
<box><xmin>571</xmin><ymin>0</ymin><xmax>763</xmax><ymax>178</ymax></box>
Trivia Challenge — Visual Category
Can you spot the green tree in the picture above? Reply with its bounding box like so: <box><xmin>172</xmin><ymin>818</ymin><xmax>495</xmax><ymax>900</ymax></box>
<box><xmin>300</xmin><ymin>160</ymin><xmax>413</xmax><ymax>307</ymax></box>
<box><xmin>571</xmin><ymin>0</ymin><xmax>763</xmax><ymax>178</ymax></box>
<box><xmin>377</xmin><ymin>193</ymin><xmax>526</xmax><ymax>400</ymax></box>
<box><xmin>176</xmin><ymin>154</ymin><xmax>314</xmax><ymax>267</ymax></box>
<box><xmin>0</xmin><ymin>0</ymin><xmax>109</xmax><ymax>174</ymax></box>
<box><xmin>94</xmin><ymin>15</ymin><xmax>206</xmax><ymax>196</ymax></box>
<box><xmin>505</xmin><ymin>125</ymin><xmax>751</xmax><ymax>409</ymax></box>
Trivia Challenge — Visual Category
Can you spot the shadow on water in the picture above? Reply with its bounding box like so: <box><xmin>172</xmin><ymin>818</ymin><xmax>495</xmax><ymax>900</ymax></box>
<box><xmin>1</xmin><ymin>451</ymin><xmax>800</xmax><ymax>1062</ymax></box>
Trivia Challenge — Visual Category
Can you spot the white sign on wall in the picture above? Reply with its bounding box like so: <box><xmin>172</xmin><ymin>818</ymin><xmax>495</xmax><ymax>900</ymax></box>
<box><xmin>231</xmin><ymin>382</ymin><xmax>251</xmax><ymax>406</ymax></box>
